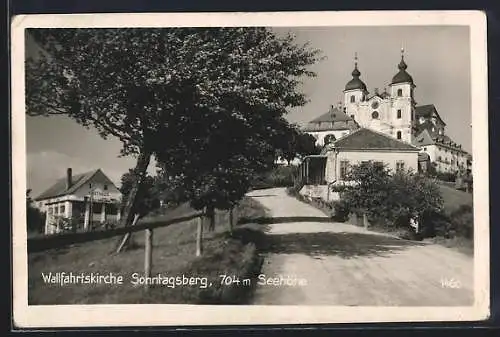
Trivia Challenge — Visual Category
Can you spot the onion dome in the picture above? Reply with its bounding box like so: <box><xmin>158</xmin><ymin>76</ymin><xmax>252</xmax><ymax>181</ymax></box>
<box><xmin>345</xmin><ymin>53</ymin><xmax>367</xmax><ymax>91</ymax></box>
<box><xmin>391</xmin><ymin>48</ymin><xmax>414</xmax><ymax>85</ymax></box>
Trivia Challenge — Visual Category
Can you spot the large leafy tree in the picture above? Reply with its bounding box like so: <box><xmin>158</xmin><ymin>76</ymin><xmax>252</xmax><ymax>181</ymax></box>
<box><xmin>26</xmin><ymin>189</ymin><xmax>45</xmax><ymax>233</ymax></box>
<box><xmin>26</xmin><ymin>28</ymin><xmax>322</xmax><ymax>236</ymax></box>
<box><xmin>119</xmin><ymin>169</ymin><xmax>161</xmax><ymax>219</ymax></box>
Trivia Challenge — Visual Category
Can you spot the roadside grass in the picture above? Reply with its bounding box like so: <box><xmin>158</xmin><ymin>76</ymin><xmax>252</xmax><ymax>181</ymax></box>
<box><xmin>438</xmin><ymin>183</ymin><xmax>473</xmax><ymax>214</ymax></box>
<box><xmin>28</xmin><ymin>197</ymin><xmax>269</xmax><ymax>305</ymax></box>
<box><xmin>286</xmin><ymin>185</ymin><xmax>474</xmax><ymax>256</ymax></box>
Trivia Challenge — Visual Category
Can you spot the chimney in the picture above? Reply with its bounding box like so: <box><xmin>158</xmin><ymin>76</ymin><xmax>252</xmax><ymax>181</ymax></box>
<box><xmin>66</xmin><ymin>168</ymin><xmax>72</xmax><ymax>190</ymax></box>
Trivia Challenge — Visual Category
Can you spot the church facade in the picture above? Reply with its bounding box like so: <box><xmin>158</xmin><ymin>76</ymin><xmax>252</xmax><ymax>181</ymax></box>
<box><xmin>302</xmin><ymin>50</ymin><xmax>470</xmax><ymax>175</ymax></box>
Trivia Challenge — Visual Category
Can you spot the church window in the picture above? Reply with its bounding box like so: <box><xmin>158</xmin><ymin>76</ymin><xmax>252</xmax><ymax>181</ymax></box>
<box><xmin>350</xmin><ymin>95</ymin><xmax>355</xmax><ymax>103</ymax></box>
<box><xmin>340</xmin><ymin>160</ymin><xmax>349</xmax><ymax>180</ymax></box>
<box><xmin>397</xmin><ymin>109</ymin><xmax>402</xmax><ymax>119</ymax></box>
<box><xmin>397</xmin><ymin>89</ymin><xmax>403</xmax><ymax>97</ymax></box>
<box><xmin>371</xmin><ymin>111</ymin><xmax>379</xmax><ymax>119</ymax></box>
<box><xmin>396</xmin><ymin>131</ymin><xmax>402</xmax><ymax>140</ymax></box>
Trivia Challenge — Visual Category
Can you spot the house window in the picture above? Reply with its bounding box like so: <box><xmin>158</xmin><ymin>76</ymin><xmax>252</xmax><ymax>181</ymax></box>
<box><xmin>89</xmin><ymin>183</ymin><xmax>92</xmax><ymax>188</ymax></box>
<box><xmin>104</xmin><ymin>184</ymin><xmax>108</xmax><ymax>191</ymax></box>
<box><xmin>396</xmin><ymin>131</ymin><xmax>402</xmax><ymax>140</ymax></box>
<box><xmin>397</xmin><ymin>109</ymin><xmax>402</xmax><ymax>119</ymax></box>
<box><xmin>374</xmin><ymin>161</ymin><xmax>384</xmax><ymax>167</ymax></box>
<box><xmin>423</xmin><ymin>147</ymin><xmax>427</xmax><ymax>151</ymax></box>
<box><xmin>340</xmin><ymin>160</ymin><xmax>349</xmax><ymax>180</ymax></box>
<box><xmin>60</xmin><ymin>205</ymin><xmax>65</xmax><ymax>214</ymax></box>
<box><xmin>396</xmin><ymin>161</ymin><xmax>405</xmax><ymax>173</ymax></box>
<box><xmin>397</xmin><ymin>89</ymin><xmax>403</xmax><ymax>97</ymax></box>
<box><xmin>48</xmin><ymin>207</ymin><xmax>53</xmax><ymax>215</ymax></box>
<box><xmin>438</xmin><ymin>156</ymin><xmax>442</xmax><ymax>161</ymax></box>
<box><xmin>350</xmin><ymin>95</ymin><xmax>355</xmax><ymax>103</ymax></box>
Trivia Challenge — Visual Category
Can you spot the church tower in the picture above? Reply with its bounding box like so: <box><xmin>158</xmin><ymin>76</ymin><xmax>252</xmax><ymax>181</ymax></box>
<box><xmin>389</xmin><ymin>48</ymin><xmax>416</xmax><ymax>143</ymax></box>
<box><xmin>343</xmin><ymin>53</ymin><xmax>368</xmax><ymax>122</ymax></box>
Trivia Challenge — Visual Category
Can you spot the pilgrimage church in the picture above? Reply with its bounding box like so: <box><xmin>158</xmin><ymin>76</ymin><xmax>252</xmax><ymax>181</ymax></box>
<box><xmin>299</xmin><ymin>50</ymin><xmax>471</xmax><ymax>200</ymax></box>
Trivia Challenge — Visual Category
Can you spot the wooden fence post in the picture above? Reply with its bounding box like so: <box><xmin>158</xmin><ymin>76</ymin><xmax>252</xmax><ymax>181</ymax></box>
<box><xmin>144</xmin><ymin>228</ymin><xmax>153</xmax><ymax>291</ymax></box>
<box><xmin>116</xmin><ymin>213</ymin><xmax>140</xmax><ymax>253</ymax></box>
<box><xmin>196</xmin><ymin>216</ymin><xmax>203</xmax><ymax>257</ymax></box>
<box><xmin>229</xmin><ymin>208</ymin><xmax>234</xmax><ymax>233</ymax></box>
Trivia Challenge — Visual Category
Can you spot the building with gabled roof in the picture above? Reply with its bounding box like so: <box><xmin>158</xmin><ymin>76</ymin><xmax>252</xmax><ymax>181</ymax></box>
<box><xmin>301</xmin><ymin>49</ymin><xmax>470</xmax><ymax>177</ymax></box>
<box><xmin>35</xmin><ymin>168</ymin><xmax>122</xmax><ymax>235</ymax></box>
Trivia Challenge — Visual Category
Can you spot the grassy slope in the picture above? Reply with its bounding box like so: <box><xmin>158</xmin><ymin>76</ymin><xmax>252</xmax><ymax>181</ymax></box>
<box><xmin>438</xmin><ymin>183</ymin><xmax>473</xmax><ymax>213</ymax></box>
<box><xmin>28</xmin><ymin>197</ymin><xmax>268</xmax><ymax>305</ymax></box>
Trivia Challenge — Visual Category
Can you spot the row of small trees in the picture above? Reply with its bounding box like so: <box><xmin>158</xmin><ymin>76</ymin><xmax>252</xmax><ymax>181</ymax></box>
<box><xmin>26</xmin><ymin>28</ymin><xmax>323</xmax><ymax>247</ymax></box>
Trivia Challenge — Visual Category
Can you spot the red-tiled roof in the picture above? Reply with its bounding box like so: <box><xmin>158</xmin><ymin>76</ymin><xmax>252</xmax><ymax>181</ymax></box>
<box><xmin>330</xmin><ymin>128</ymin><xmax>420</xmax><ymax>151</ymax></box>
<box><xmin>35</xmin><ymin>169</ymin><xmax>100</xmax><ymax>200</ymax></box>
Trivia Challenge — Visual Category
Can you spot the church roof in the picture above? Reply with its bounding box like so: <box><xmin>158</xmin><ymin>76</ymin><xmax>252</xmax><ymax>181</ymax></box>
<box><xmin>413</xmin><ymin>129</ymin><xmax>468</xmax><ymax>154</ymax></box>
<box><xmin>415</xmin><ymin>104</ymin><xmax>446</xmax><ymax>126</ymax></box>
<box><xmin>344</xmin><ymin>60</ymin><xmax>367</xmax><ymax>91</ymax></box>
<box><xmin>391</xmin><ymin>56</ymin><xmax>414</xmax><ymax>85</ymax></box>
<box><xmin>328</xmin><ymin>128</ymin><xmax>420</xmax><ymax>151</ymax></box>
<box><xmin>303</xmin><ymin>107</ymin><xmax>359</xmax><ymax>132</ymax></box>
<box><xmin>309</xmin><ymin>106</ymin><xmax>352</xmax><ymax>123</ymax></box>
<box><xmin>35</xmin><ymin>169</ymin><xmax>103</xmax><ymax>201</ymax></box>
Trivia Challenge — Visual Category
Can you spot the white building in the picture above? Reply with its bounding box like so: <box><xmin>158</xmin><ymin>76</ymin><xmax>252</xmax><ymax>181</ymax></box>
<box><xmin>34</xmin><ymin>168</ymin><xmax>122</xmax><ymax>235</ymax></box>
<box><xmin>302</xmin><ymin>50</ymin><xmax>470</xmax><ymax>174</ymax></box>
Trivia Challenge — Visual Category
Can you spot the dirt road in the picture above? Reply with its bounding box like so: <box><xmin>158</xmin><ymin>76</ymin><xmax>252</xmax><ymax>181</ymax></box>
<box><xmin>248</xmin><ymin>188</ymin><xmax>474</xmax><ymax>306</ymax></box>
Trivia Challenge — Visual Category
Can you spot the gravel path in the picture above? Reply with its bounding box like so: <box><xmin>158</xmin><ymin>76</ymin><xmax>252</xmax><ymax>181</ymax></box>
<box><xmin>248</xmin><ymin>187</ymin><xmax>474</xmax><ymax>306</ymax></box>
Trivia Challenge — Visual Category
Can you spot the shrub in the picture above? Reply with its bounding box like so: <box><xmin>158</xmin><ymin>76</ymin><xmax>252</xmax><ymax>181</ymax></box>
<box><xmin>341</xmin><ymin>162</ymin><xmax>443</xmax><ymax>232</ymax></box>
<box><xmin>436</xmin><ymin>172</ymin><xmax>457</xmax><ymax>182</ymax></box>
<box><xmin>329</xmin><ymin>200</ymin><xmax>350</xmax><ymax>222</ymax></box>
<box><xmin>449</xmin><ymin>204</ymin><xmax>474</xmax><ymax>239</ymax></box>
<box><xmin>251</xmin><ymin>165</ymin><xmax>298</xmax><ymax>189</ymax></box>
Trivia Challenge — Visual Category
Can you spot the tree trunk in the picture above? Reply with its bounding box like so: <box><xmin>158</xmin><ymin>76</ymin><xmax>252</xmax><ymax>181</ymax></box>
<box><xmin>115</xmin><ymin>150</ymin><xmax>152</xmax><ymax>253</ymax></box>
<box><xmin>205</xmin><ymin>205</ymin><xmax>215</xmax><ymax>232</ymax></box>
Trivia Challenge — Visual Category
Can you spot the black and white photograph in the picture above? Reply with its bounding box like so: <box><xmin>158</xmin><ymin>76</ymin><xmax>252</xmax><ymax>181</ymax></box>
<box><xmin>12</xmin><ymin>11</ymin><xmax>489</xmax><ymax>327</ymax></box>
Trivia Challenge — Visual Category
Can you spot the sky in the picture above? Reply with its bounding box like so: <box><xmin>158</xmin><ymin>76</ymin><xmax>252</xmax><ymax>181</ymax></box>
<box><xmin>25</xmin><ymin>26</ymin><xmax>471</xmax><ymax>197</ymax></box>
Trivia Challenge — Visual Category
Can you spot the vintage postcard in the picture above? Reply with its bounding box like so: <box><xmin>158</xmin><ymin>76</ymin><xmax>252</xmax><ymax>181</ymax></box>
<box><xmin>11</xmin><ymin>11</ymin><xmax>489</xmax><ymax>327</ymax></box>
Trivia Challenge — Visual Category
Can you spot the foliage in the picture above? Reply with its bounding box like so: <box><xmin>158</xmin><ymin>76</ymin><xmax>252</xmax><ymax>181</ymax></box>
<box><xmin>436</xmin><ymin>171</ymin><xmax>457</xmax><ymax>182</ymax></box>
<box><xmin>27</xmin><ymin>28</ymin><xmax>322</xmax><ymax>233</ymax></box>
<box><xmin>251</xmin><ymin>165</ymin><xmax>299</xmax><ymax>189</ymax></box>
<box><xmin>341</xmin><ymin>162</ymin><xmax>444</xmax><ymax>229</ymax></box>
<box><xmin>119</xmin><ymin>169</ymin><xmax>161</xmax><ymax>218</ymax></box>
<box><xmin>26</xmin><ymin>189</ymin><xmax>46</xmax><ymax>233</ymax></box>
<box><xmin>276</xmin><ymin>126</ymin><xmax>320</xmax><ymax>164</ymax></box>
<box><xmin>330</xmin><ymin>199</ymin><xmax>350</xmax><ymax>222</ymax></box>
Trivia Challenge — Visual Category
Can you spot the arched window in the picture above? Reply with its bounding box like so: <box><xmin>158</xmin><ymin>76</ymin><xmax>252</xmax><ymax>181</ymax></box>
<box><xmin>396</xmin><ymin>131</ymin><xmax>402</xmax><ymax>140</ymax></box>
<box><xmin>397</xmin><ymin>89</ymin><xmax>403</xmax><ymax>97</ymax></box>
<box><xmin>324</xmin><ymin>134</ymin><xmax>336</xmax><ymax>144</ymax></box>
<box><xmin>397</xmin><ymin>109</ymin><xmax>402</xmax><ymax>119</ymax></box>
<box><xmin>350</xmin><ymin>95</ymin><xmax>355</xmax><ymax>103</ymax></box>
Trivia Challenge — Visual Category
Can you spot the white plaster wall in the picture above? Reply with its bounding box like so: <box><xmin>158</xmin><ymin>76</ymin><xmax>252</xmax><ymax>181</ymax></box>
<box><xmin>334</xmin><ymin>150</ymin><xmax>419</xmax><ymax>180</ymax></box>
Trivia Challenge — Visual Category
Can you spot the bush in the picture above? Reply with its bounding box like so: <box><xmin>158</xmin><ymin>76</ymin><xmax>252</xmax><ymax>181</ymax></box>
<box><xmin>330</xmin><ymin>200</ymin><xmax>350</xmax><ymax>222</ymax></box>
<box><xmin>341</xmin><ymin>162</ymin><xmax>443</xmax><ymax>232</ymax></box>
<box><xmin>436</xmin><ymin>172</ymin><xmax>457</xmax><ymax>182</ymax></box>
<box><xmin>449</xmin><ymin>204</ymin><xmax>473</xmax><ymax>239</ymax></box>
<box><xmin>252</xmin><ymin>165</ymin><xmax>298</xmax><ymax>189</ymax></box>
